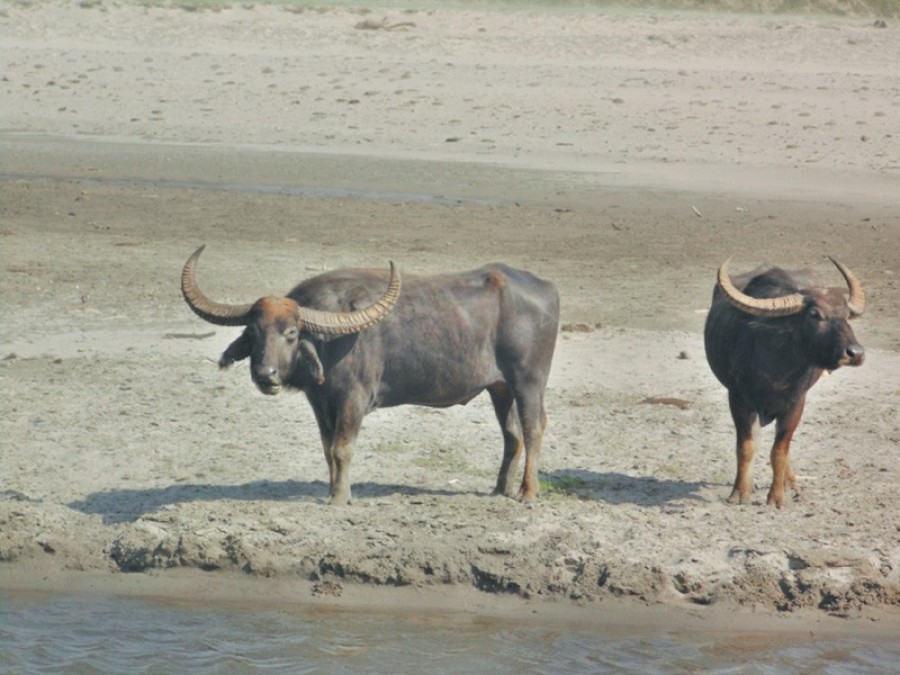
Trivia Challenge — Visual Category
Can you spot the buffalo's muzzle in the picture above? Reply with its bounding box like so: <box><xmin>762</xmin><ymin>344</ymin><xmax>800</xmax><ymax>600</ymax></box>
<box><xmin>839</xmin><ymin>344</ymin><xmax>865</xmax><ymax>368</ymax></box>
<box><xmin>253</xmin><ymin>365</ymin><xmax>283</xmax><ymax>395</ymax></box>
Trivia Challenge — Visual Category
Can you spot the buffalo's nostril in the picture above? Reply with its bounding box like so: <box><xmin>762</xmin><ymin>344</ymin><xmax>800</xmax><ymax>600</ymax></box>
<box><xmin>253</xmin><ymin>365</ymin><xmax>282</xmax><ymax>395</ymax></box>
<box><xmin>846</xmin><ymin>344</ymin><xmax>865</xmax><ymax>363</ymax></box>
<box><xmin>254</xmin><ymin>365</ymin><xmax>278</xmax><ymax>382</ymax></box>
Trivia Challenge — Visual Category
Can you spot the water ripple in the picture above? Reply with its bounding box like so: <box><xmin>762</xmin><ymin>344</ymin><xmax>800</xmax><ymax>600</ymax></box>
<box><xmin>1</xmin><ymin>594</ymin><xmax>897</xmax><ymax>674</ymax></box>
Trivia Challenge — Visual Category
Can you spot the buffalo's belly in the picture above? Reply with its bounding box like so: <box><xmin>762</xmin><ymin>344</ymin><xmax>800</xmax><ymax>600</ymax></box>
<box><xmin>375</xmin><ymin>339</ymin><xmax>503</xmax><ymax>408</ymax></box>
<box><xmin>734</xmin><ymin>378</ymin><xmax>812</xmax><ymax>427</ymax></box>
<box><xmin>383</xmin><ymin>387</ymin><xmax>489</xmax><ymax>409</ymax></box>
<box><xmin>377</xmin><ymin>372</ymin><xmax>501</xmax><ymax>409</ymax></box>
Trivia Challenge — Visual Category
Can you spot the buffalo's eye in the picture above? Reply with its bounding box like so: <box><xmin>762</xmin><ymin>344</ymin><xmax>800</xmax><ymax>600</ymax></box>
<box><xmin>809</xmin><ymin>307</ymin><xmax>825</xmax><ymax>321</ymax></box>
<box><xmin>284</xmin><ymin>327</ymin><xmax>299</xmax><ymax>342</ymax></box>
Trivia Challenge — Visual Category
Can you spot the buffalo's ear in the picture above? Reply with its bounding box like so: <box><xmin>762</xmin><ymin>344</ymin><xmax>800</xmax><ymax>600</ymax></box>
<box><xmin>298</xmin><ymin>339</ymin><xmax>325</xmax><ymax>385</ymax></box>
<box><xmin>219</xmin><ymin>332</ymin><xmax>251</xmax><ymax>369</ymax></box>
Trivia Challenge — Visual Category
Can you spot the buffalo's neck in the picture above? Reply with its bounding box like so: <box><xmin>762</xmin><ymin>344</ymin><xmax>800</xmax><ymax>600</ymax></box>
<box><xmin>732</xmin><ymin>319</ymin><xmax>819</xmax><ymax>423</ymax></box>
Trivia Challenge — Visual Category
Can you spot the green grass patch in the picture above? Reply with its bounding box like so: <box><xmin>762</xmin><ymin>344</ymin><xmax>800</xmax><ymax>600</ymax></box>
<box><xmin>373</xmin><ymin>440</ymin><xmax>409</xmax><ymax>455</ymax></box>
<box><xmin>540</xmin><ymin>473</ymin><xmax>593</xmax><ymax>498</ymax></box>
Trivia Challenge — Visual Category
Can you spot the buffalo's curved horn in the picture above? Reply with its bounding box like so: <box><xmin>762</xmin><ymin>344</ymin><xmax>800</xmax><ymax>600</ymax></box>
<box><xmin>298</xmin><ymin>261</ymin><xmax>402</xmax><ymax>335</ymax></box>
<box><xmin>181</xmin><ymin>245</ymin><xmax>254</xmax><ymax>326</ymax></box>
<box><xmin>716</xmin><ymin>256</ymin><xmax>805</xmax><ymax>317</ymax></box>
<box><xmin>828</xmin><ymin>256</ymin><xmax>866</xmax><ymax>318</ymax></box>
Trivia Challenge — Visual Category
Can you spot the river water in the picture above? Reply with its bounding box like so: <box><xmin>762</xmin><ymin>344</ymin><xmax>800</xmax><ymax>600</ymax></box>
<box><xmin>2</xmin><ymin>591</ymin><xmax>897</xmax><ymax>673</ymax></box>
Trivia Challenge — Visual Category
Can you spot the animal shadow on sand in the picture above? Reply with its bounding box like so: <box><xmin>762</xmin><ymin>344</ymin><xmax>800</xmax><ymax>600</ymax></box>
<box><xmin>66</xmin><ymin>480</ymin><xmax>473</xmax><ymax>525</ymax></box>
<box><xmin>541</xmin><ymin>470</ymin><xmax>708</xmax><ymax>507</ymax></box>
<box><xmin>64</xmin><ymin>470</ymin><xmax>707</xmax><ymax>525</ymax></box>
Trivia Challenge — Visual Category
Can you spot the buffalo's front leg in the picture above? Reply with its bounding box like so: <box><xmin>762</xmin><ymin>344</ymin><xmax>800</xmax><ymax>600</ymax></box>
<box><xmin>311</xmin><ymin>404</ymin><xmax>338</xmax><ymax>502</ymax></box>
<box><xmin>311</xmin><ymin>396</ymin><xmax>363</xmax><ymax>505</ymax></box>
<box><xmin>488</xmin><ymin>383</ymin><xmax>523</xmax><ymax>498</ymax></box>
<box><xmin>328</xmin><ymin>429</ymin><xmax>359</xmax><ymax>506</ymax></box>
<box><xmin>768</xmin><ymin>398</ymin><xmax>805</xmax><ymax>508</ymax></box>
<box><xmin>321</xmin><ymin>434</ymin><xmax>337</xmax><ymax>497</ymax></box>
<box><xmin>727</xmin><ymin>391</ymin><xmax>758</xmax><ymax>505</ymax></box>
<box><xmin>329</xmin><ymin>402</ymin><xmax>365</xmax><ymax>505</ymax></box>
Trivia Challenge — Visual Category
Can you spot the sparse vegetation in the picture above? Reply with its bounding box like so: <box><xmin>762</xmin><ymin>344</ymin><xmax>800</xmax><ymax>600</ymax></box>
<box><xmin>539</xmin><ymin>474</ymin><xmax>593</xmax><ymax>498</ymax></box>
<box><xmin>410</xmin><ymin>443</ymin><xmax>491</xmax><ymax>479</ymax></box>
<box><xmin>373</xmin><ymin>440</ymin><xmax>408</xmax><ymax>455</ymax></box>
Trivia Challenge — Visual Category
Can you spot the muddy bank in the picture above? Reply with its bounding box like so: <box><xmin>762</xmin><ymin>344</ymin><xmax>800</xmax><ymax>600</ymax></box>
<box><xmin>2</xmin><ymin>142</ymin><xmax>899</xmax><ymax>622</ymax></box>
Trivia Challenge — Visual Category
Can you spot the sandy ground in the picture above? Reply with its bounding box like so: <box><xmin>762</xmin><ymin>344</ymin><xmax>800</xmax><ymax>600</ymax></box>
<box><xmin>2</xmin><ymin>1</ymin><xmax>899</xmax><ymax>628</ymax></box>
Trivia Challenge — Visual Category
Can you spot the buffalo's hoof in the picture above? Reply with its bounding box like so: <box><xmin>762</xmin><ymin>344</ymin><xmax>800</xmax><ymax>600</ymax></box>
<box><xmin>517</xmin><ymin>489</ymin><xmax>538</xmax><ymax>503</ymax></box>
<box><xmin>327</xmin><ymin>492</ymin><xmax>352</xmax><ymax>506</ymax></box>
<box><xmin>492</xmin><ymin>486</ymin><xmax>517</xmax><ymax>499</ymax></box>
<box><xmin>726</xmin><ymin>490</ymin><xmax>751</xmax><ymax>505</ymax></box>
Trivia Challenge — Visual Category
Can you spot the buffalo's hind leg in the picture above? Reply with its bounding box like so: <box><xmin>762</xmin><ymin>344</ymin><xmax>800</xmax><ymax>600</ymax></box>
<box><xmin>514</xmin><ymin>384</ymin><xmax>547</xmax><ymax>503</ymax></box>
<box><xmin>488</xmin><ymin>382</ymin><xmax>524</xmax><ymax>498</ymax></box>
<box><xmin>784</xmin><ymin>457</ymin><xmax>799</xmax><ymax>501</ymax></box>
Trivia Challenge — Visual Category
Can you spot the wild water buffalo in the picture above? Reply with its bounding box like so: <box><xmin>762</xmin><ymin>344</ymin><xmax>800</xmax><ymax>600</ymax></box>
<box><xmin>181</xmin><ymin>246</ymin><xmax>560</xmax><ymax>505</ymax></box>
<box><xmin>704</xmin><ymin>257</ymin><xmax>866</xmax><ymax>508</ymax></box>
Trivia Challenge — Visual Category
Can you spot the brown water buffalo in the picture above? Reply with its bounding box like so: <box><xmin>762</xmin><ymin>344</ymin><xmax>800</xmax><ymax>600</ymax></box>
<box><xmin>181</xmin><ymin>246</ymin><xmax>559</xmax><ymax>505</ymax></box>
<box><xmin>704</xmin><ymin>257</ymin><xmax>866</xmax><ymax>508</ymax></box>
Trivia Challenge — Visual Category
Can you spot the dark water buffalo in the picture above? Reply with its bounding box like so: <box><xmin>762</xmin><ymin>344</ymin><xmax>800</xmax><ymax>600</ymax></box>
<box><xmin>704</xmin><ymin>257</ymin><xmax>866</xmax><ymax>508</ymax></box>
<box><xmin>182</xmin><ymin>246</ymin><xmax>559</xmax><ymax>505</ymax></box>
